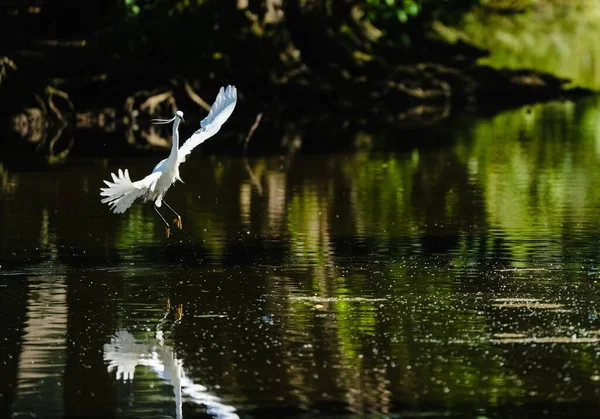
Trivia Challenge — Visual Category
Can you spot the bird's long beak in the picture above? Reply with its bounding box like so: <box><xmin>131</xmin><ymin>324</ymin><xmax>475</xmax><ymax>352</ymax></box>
<box><xmin>150</xmin><ymin>116</ymin><xmax>177</xmax><ymax>125</ymax></box>
<box><xmin>181</xmin><ymin>116</ymin><xmax>185</xmax><ymax>123</ymax></box>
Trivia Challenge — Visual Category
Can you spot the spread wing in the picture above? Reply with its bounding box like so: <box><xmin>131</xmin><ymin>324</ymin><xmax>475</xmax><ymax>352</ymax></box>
<box><xmin>100</xmin><ymin>169</ymin><xmax>162</xmax><ymax>213</ymax></box>
<box><xmin>178</xmin><ymin>85</ymin><xmax>237</xmax><ymax>164</ymax></box>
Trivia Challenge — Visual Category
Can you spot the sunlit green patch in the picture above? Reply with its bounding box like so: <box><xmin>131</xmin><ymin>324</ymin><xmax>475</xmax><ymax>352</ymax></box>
<box><xmin>289</xmin><ymin>296</ymin><xmax>387</xmax><ymax>302</ymax></box>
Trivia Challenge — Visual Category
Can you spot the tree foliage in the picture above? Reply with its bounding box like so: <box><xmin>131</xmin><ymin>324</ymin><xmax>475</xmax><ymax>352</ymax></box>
<box><xmin>99</xmin><ymin>0</ymin><xmax>490</xmax><ymax>94</ymax></box>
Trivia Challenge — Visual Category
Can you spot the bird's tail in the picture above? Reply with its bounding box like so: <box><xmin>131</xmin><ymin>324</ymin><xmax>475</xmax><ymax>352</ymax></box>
<box><xmin>100</xmin><ymin>169</ymin><xmax>150</xmax><ymax>214</ymax></box>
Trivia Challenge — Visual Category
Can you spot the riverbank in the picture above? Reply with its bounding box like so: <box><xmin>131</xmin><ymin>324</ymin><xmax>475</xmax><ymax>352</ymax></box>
<box><xmin>0</xmin><ymin>1</ymin><xmax>595</xmax><ymax>157</ymax></box>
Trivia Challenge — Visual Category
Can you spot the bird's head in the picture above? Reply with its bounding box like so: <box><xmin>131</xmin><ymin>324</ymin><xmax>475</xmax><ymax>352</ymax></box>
<box><xmin>151</xmin><ymin>110</ymin><xmax>185</xmax><ymax>125</ymax></box>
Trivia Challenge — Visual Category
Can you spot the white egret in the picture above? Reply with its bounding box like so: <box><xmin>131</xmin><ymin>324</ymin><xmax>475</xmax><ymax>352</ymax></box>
<box><xmin>100</xmin><ymin>85</ymin><xmax>237</xmax><ymax>237</ymax></box>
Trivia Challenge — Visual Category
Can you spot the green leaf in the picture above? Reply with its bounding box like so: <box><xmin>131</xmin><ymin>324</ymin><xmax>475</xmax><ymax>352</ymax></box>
<box><xmin>396</xmin><ymin>10</ymin><xmax>408</xmax><ymax>23</ymax></box>
<box><xmin>407</xmin><ymin>3</ymin><xmax>419</xmax><ymax>16</ymax></box>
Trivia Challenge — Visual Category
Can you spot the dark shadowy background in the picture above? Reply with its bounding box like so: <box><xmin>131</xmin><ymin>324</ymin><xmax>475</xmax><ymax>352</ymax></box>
<box><xmin>0</xmin><ymin>0</ymin><xmax>594</xmax><ymax>158</ymax></box>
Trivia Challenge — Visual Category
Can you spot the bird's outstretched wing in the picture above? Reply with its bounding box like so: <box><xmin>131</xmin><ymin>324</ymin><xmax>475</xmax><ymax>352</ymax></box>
<box><xmin>100</xmin><ymin>169</ymin><xmax>161</xmax><ymax>213</ymax></box>
<box><xmin>178</xmin><ymin>85</ymin><xmax>237</xmax><ymax>164</ymax></box>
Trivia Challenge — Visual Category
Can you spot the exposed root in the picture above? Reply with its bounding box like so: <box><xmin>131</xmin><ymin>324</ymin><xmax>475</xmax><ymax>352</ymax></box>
<box><xmin>244</xmin><ymin>112</ymin><xmax>263</xmax><ymax>151</ymax></box>
<box><xmin>140</xmin><ymin>90</ymin><xmax>176</xmax><ymax>114</ymax></box>
<box><xmin>183</xmin><ymin>81</ymin><xmax>211</xmax><ymax>112</ymax></box>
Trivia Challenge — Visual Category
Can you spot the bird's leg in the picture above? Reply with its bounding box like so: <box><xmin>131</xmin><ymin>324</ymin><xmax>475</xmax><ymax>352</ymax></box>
<box><xmin>162</xmin><ymin>200</ymin><xmax>182</xmax><ymax>229</ymax></box>
<box><xmin>153</xmin><ymin>203</ymin><xmax>171</xmax><ymax>238</ymax></box>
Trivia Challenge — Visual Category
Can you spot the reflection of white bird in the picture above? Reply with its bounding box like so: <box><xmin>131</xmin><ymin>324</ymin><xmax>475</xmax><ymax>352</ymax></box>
<box><xmin>104</xmin><ymin>329</ymin><xmax>239</xmax><ymax>419</ymax></box>
<box><xmin>100</xmin><ymin>85</ymin><xmax>238</xmax><ymax>237</ymax></box>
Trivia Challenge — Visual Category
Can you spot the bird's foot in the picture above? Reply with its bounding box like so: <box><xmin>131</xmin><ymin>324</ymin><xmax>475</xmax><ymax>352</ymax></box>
<box><xmin>173</xmin><ymin>216</ymin><xmax>183</xmax><ymax>230</ymax></box>
<box><xmin>164</xmin><ymin>226</ymin><xmax>171</xmax><ymax>238</ymax></box>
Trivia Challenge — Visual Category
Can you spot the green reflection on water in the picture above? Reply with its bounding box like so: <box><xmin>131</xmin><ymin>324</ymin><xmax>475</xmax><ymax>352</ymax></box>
<box><xmin>455</xmin><ymin>99</ymin><xmax>600</xmax><ymax>264</ymax></box>
<box><xmin>117</xmin><ymin>205</ymin><xmax>157</xmax><ymax>247</ymax></box>
<box><xmin>287</xmin><ymin>185</ymin><xmax>332</xmax><ymax>266</ymax></box>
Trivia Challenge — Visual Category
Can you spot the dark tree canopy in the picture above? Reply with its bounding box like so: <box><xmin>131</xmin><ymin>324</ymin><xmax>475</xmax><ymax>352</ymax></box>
<box><xmin>0</xmin><ymin>0</ymin><xmax>583</xmax><ymax>156</ymax></box>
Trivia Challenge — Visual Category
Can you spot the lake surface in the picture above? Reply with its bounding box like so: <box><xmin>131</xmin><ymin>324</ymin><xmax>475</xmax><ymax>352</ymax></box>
<box><xmin>3</xmin><ymin>97</ymin><xmax>600</xmax><ymax>418</ymax></box>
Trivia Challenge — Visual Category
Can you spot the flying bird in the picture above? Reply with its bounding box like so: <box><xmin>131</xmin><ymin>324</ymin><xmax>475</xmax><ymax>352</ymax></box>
<box><xmin>100</xmin><ymin>85</ymin><xmax>237</xmax><ymax>237</ymax></box>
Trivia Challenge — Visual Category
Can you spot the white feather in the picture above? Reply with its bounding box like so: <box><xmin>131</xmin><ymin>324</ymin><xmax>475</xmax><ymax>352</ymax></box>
<box><xmin>178</xmin><ymin>85</ymin><xmax>237</xmax><ymax>164</ymax></box>
<box><xmin>100</xmin><ymin>169</ymin><xmax>161</xmax><ymax>213</ymax></box>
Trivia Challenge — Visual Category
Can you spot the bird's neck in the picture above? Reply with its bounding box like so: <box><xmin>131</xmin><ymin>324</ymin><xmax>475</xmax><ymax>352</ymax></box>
<box><xmin>169</xmin><ymin>118</ymin><xmax>180</xmax><ymax>160</ymax></box>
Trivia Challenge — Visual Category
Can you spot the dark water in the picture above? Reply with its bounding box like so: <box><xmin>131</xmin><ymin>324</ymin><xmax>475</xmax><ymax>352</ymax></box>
<box><xmin>3</xmin><ymin>98</ymin><xmax>600</xmax><ymax>418</ymax></box>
